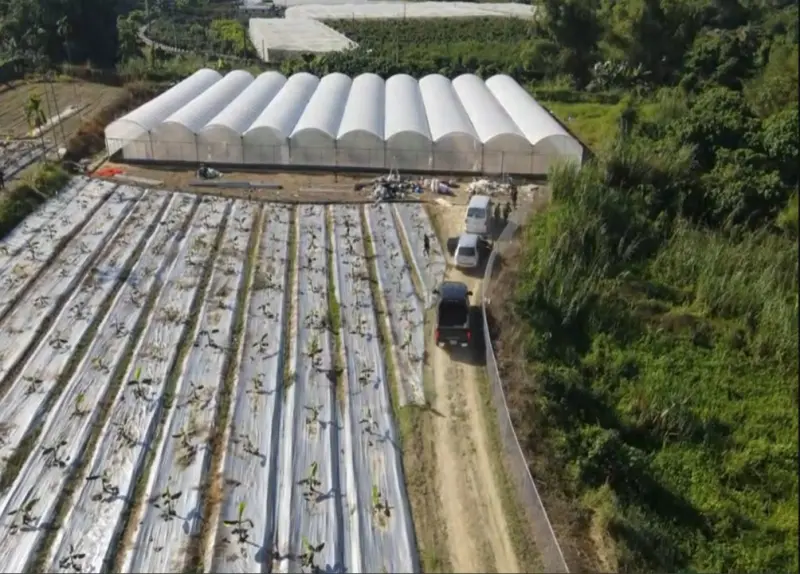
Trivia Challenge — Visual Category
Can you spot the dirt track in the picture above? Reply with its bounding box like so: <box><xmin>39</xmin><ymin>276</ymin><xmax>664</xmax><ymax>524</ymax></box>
<box><xmin>423</xmin><ymin>203</ymin><xmax>524</xmax><ymax>573</ymax></box>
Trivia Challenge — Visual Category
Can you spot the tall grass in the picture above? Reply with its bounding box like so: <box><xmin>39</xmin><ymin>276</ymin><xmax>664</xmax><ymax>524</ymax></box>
<box><xmin>507</xmin><ymin>146</ymin><xmax>799</xmax><ymax>573</ymax></box>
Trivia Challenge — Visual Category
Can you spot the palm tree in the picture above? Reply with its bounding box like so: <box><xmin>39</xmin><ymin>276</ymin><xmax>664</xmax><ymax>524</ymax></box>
<box><xmin>24</xmin><ymin>93</ymin><xmax>48</xmax><ymax>157</ymax></box>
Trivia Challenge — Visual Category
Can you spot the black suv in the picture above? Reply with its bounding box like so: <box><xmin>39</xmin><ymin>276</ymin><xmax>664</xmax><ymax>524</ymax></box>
<box><xmin>433</xmin><ymin>281</ymin><xmax>473</xmax><ymax>348</ymax></box>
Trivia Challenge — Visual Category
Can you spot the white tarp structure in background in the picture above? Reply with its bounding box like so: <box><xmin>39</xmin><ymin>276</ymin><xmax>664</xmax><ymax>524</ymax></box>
<box><xmin>151</xmin><ymin>70</ymin><xmax>254</xmax><ymax>162</ymax></box>
<box><xmin>248</xmin><ymin>18</ymin><xmax>356</xmax><ymax>62</ymax></box>
<box><xmin>290</xmin><ymin>72</ymin><xmax>351</xmax><ymax>166</ymax></box>
<box><xmin>108</xmin><ymin>71</ymin><xmax>583</xmax><ymax>175</ymax></box>
<box><xmin>337</xmin><ymin>73</ymin><xmax>385</xmax><ymax>169</ymax></box>
<box><xmin>197</xmin><ymin>71</ymin><xmax>287</xmax><ymax>164</ymax></box>
<box><xmin>284</xmin><ymin>2</ymin><xmax>534</xmax><ymax>19</ymax></box>
<box><xmin>104</xmin><ymin>68</ymin><xmax>222</xmax><ymax>157</ymax></box>
<box><xmin>485</xmin><ymin>74</ymin><xmax>584</xmax><ymax>173</ymax></box>
<box><xmin>452</xmin><ymin>73</ymin><xmax>534</xmax><ymax>175</ymax></box>
<box><xmin>418</xmin><ymin>73</ymin><xmax>481</xmax><ymax>173</ymax></box>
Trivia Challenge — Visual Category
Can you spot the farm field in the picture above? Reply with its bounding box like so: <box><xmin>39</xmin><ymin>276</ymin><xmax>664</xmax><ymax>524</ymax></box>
<box><xmin>0</xmin><ymin>81</ymin><xmax>124</xmax><ymax>140</ymax></box>
<box><xmin>0</xmin><ymin>176</ymin><xmax>445</xmax><ymax>572</ymax></box>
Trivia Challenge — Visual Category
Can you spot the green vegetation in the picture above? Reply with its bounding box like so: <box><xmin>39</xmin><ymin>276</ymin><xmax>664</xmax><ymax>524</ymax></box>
<box><xmin>493</xmin><ymin>0</ymin><xmax>798</xmax><ymax>571</ymax></box>
<box><xmin>0</xmin><ymin>163</ymin><xmax>69</xmax><ymax>239</ymax></box>
<box><xmin>147</xmin><ymin>15</ymin><xmax>258</xmax><ymax>59</ymax></box>
<box><xmin>282</xmin><ymin>17</ymin><xmax>535</xmax><ymax>80</ymax></box>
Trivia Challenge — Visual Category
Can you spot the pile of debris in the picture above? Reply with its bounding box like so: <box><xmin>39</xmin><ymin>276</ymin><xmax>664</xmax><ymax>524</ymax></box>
<box><xmin>467</xmin><ymin>177</ymin><xmax>539</xmax><ymax>199</ymax></box>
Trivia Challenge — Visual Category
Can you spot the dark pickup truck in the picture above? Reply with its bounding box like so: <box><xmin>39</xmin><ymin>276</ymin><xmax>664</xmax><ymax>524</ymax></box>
<box><xmin>433</xmin><ymin>281</ymin><xmax>474</xmax><ymax>348</ymax></box>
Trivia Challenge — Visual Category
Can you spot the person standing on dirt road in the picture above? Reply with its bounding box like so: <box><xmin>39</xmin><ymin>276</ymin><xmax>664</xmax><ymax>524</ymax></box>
<box><xmin>503</xmin><ymin>201</ymin><xmax>512</xmax><ymax>224</ymax></box>
<box><xmin>510</xmin><ymin>185</ymin><xmax>518</xmax><ymax>210</ymax></box>
<box><xmin>423</xmin><ymin>233</ymin><xmax>430</xmax><ymax>257</ymax></box>
<box><xmin>0</xmin><ymin>168</ymin><xmax>4</xmax><ymax>189</ymax></box>
<box><xmin>493</xmin><ymin>203</ymin><xmax>502</xmax><ymax>231</ymax></box>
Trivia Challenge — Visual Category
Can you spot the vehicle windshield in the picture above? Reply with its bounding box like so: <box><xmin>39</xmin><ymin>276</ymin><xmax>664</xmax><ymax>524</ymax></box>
<box><xmin>458</xmin><ymin>247</ymin><xmax>476</xmax><ymax>256</ymax></box>
<box><xmin>439</xmin><ymin>300</ymin><xmax>469</xmax><ymax>327</ymax></box>
<box><xmin>467</xmin><ymin>207</ymin><xmax>486</xmax><ymax>218</ymax></box>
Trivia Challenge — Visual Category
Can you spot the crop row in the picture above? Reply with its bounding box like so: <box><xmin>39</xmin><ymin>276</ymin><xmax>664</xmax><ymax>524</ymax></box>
<box><xmin>0</xmin><ymin>177</ymin><xmax>444</xmax><ymax>573</ymax></box>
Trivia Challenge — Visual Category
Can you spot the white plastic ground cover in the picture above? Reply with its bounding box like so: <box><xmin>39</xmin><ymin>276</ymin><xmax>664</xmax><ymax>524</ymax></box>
<box><xmin>0</xmin><ymin>193</ymin><xmax>197</xmax><ymax>572</ymax></box>
<box><xmin>122</xmin><ymin>201</ymin><xmax>257</xmax><ymax>573</ymax></box>
<box><xmin>285</xmin><ymin>1</ymin><xmax>534</xmax><ymax>20</ymax></box>
<box><xmin>330</xmin><ymin>205</ymin><xmax>418</xmax><ymax>572</ymax></box>
<box><xmin>0</xmin><ymin>185</ymin><xmax>143</xmax><ymax>384</ymax></box>
<box><xmin>0</xmin><ymin>177</ymin><xmax>112</xmax><ymax>286</ymax></box>
<box><xmin>208</xmin><ymin>205</ymin><xmax>291</xmax><ymax>573</ymax></box>
<box><xmin>0</xmin><ymin>177</ymin><xmax>90</xmax><ymax>271</ymax></box>
<box><xmin>274</xmin><ymin>204</ymin><xmax>347</xmax><ymax>573</ymax></box>
<box><xmin>47</xmin><ymin>197</ymin><xmax>230</xmax><ymax>573</ymax></box>
<box><xmin>0</xmin><ymin>188</ymin><xmax>167</xmax><ymax>483</ymax></box>
<box><xmin>392</xmin><ymin>203</ymin><xmax>446</xmax><ymax>308</ymax></box>
<box><xmin>364</xmin><ymin>204</ymin><xmax>425</xmax><ymax>406</ymax></box>
<box><xmin>249</xmin><ymin>18</ymin><xmax>356</xmax><ymax>59</ymax></box>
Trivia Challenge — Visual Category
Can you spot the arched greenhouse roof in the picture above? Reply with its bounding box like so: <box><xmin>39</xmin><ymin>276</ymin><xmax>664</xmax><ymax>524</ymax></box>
<box><xmin>384</xmin><ymin>74</ymin><xmax>431</xmax><ymax>142</ymax></box>
<box><xmin>337</xmin><ymin>73</ymin><xmax>385</xmax><ymax>141</ymax></box>
<box><xmin>201</xmin><ymin>71</ymin><xmax>287</xmax><ymax>136</ymax></box>
<box><xmin>243</xmin><ymin>72</ymin><xmax>320</xmax><ymax>142</ymax></box>
<box><xmin>290</xmin><ymin>72</ymin><xmax>352</xmax><ymax>141</ymax></box>
<box><xmin>418</xmin><ymin>74</ymin><xmax>478</xmax><ymax>144</ymax></box>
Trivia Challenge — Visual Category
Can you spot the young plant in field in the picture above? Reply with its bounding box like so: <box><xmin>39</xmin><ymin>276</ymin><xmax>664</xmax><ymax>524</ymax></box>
<box><xmin>298</xmin><ymin>537</ymin><xmax>325</xmax><ymax>573</ymax></box>
<box><xmin>128</xmin><ymin>288</ymin><xmax>144</xmax><ymax>308</ymax></box>
<box><xmin>113</xmin><ymin>420</ymin><xmax>138</xmax><ymax>449</ymax></box>
<box><xmin>110</xmin><ymin>317</ymin><xmax>130</xmax><ymax>339</ymax></box>
<box><xmin>159</xmin><ymin>306</ymin><xmax>183</xmax><ymax>324</ymax></box>
<box><xmin>304</xmin><ymin>404</ymin><xmax>323</xmax><ymax>434</ymax></box>
<box><xmin>127</xmin><ymin>366</ymin><xmax>154</xmax><ymax>401</ymax></box>
<box><xmin>297</xmin><ymin>461</ymin><xmax>322</xmax><ymax>502</ymax></box>
<box><xmin>86</xmin><ymin>469</ymin><xmax>120</xmax><ymax>503</ymax></box>
<box><xmin>358</xmin><ymin>362</ymin><xmax>375</xmax><ymax>388</ymax></box>
<box><xmin>151</xmin><ymin>484</ymin><xmax>182</xmax><ymax>521</ymax></box>
<box><xmin>71</xmin><ymin>393</ymin><xmax>88</xmax><ymax>418</ymax></box>
<box><xmin>252</xmin><ymin>332</ymin><xmax>271</xmax><ymax>355</ymax></box>
<box><xmin>371</xmin><ymin>484</ymin><xmax>393</xmax><ymax>527</ymax></box>
<box><xmin>68</xmin><ymin>301</ymin><xmax>90</xmax><ymax>321</ymax></box>
<box><xmin>172</xmin><ymin>425</ymin><xmax>199</xmax><ymax>469</ymax></box>
<box><xmin>90</xmin><ymin>356</ymin><xmax>110</xmax><ymax>373</ymax></box>
<box><xmin>33</xmin><ymin>295</ymin><xmax>50</xmax><ymax>309</ymax></box>
<box><xmin>305</xmin><ymin>334</ymin><xmax>321</xmax><ymax>361</ymax></box>
<box><xmin>257</xmin><ymin>303</ymin><xmax>276</xmax><ymax>319</ymax></box>
<box><xmin>222</xmin><ymin>501</ymin><xmax>254</xmax><ymax>545</ymax></box>
<box><xmin>184</xmin><ymin>381</ymin><xmax>211</xmax><ymax>409</ymax></box>
<box><xmin>236</xmin><ymin>431</ymin><xmax>263</xmax><ymax>460</ymax></box>
<box><xmin>359</xmin><ymin>408</ymin><xmax>379</xmax><ymax>446</ymax></box>
<box><xmin>8</xmin><ymin>496</ymin><xmax>40</xmax><ymax>534</ymax></box>
<box><xmin>23</xmin><ymin>375</ymin><xmax>43</xmax><ymax>397</ymax></box>
<box><xmin>42</xmin><ymin>438</ymin><xmax>69</xmax><ymax>468</ymax></box>
<box><xmin>195</xmin><ymin>328</ymin><xmax>222</xmax><ymax>350</ymax></box>
<box><xmin>246</xmin><ymin>374</ymin><xmax>267</xmax><ymax>398</ymax></box>
<box><xmin>57</xmin><ymin>543</ymin><xmax>86</xmax><ymax>572</ymax></box>
<box><xmin>49</xmin><ymin>331</ymin><xmax>69</xmax><ymax>351</ymax></box>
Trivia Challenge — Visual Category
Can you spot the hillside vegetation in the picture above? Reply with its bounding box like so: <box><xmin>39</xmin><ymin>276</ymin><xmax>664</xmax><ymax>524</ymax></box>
<box><xmin>491</xmin><ymin>0</ymin><xmax>799</xmax><ymax>572</ymax></box>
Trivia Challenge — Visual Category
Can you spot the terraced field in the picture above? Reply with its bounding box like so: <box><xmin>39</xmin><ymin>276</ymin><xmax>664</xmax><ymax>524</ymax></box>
<box><xmin>0</xmin><ymin>176</ymin><xmax>446</xmax><ymax>573</ymax></box>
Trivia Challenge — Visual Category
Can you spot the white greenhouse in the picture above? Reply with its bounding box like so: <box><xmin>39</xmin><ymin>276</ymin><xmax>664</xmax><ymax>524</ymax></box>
<box><xmin>105</xmin><ymin>69</ymin><xmax>584</xmax><ymax>175</ymax></box>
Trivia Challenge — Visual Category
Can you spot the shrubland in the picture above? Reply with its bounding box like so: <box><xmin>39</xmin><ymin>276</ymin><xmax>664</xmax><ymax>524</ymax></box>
<box><xmin>488</xmin><ymin>0</ymin><xmax>798</xmax><ymax>571</ymax></box>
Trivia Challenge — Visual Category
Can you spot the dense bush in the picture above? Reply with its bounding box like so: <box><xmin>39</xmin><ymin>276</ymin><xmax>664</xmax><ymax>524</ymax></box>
<box><xmin>147</xmin><ymin>15</ymin><xmax>257</xmax><ymax>58</ymax></box>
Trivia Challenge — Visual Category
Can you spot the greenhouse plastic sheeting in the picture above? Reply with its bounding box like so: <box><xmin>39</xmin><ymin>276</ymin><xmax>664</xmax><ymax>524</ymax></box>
<box><xmin>107</xmin><ymin>71</ymin><xmax>581</xmax><ymax>175</ymax></box>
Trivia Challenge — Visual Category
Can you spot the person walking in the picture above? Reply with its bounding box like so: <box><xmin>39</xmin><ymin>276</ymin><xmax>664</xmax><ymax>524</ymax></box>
<box><xmin>423</xmin><ymin>233</ymin><xmax>430</xmax><ymax>258</ymax></box>
<box><xmin>493</xmin><ymin>203</ymin><xmax>502</xmax><ymax>230</ymax></box>
<box><xmin>503</xmin><ymin>201</ymin><xmax>512</xmax><ymax>224</ymax></box>
<box><xmin>510</xmin><ymin>184</ymin><xmax>518</xmax><ymax>211</ymax></box>
<box><xmin>0</xmin><ymin>167</ymin><xmax>5</xmax><ymax>190</ymax></box>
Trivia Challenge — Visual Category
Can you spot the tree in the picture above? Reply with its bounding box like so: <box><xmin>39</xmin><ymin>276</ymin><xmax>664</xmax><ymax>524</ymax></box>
<box><xmin>57</xmin><ymin>16</ymin><xmax>72</xmax><ymax>65</ymax></box>
<box><xmin>24</xmin><ymin>93</ymin><xmax>48</xmax><ymax>156</ymax></box>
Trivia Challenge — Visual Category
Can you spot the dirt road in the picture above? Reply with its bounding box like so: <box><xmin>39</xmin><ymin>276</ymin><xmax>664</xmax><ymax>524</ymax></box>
<box><xmin>422</xmin><ymin>202</ymin><xmax>525</xmax><ymax>573</ymax></box>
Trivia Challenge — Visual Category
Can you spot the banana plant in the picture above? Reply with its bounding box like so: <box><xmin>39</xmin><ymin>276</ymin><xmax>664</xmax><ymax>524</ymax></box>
<box><xmin>86</xmin><ymin>469</ymin><xmax>120</xmax><ymax>503</ymax></box>
<box><xmin>57</xmin><ymin>543</ymin><xmax>86</xmax><ymax>572</ymax></box>
<box><xmin>8</xmin><ymin>496</ymin><xmax>40</xmax><ymax>534</ymax></box>
<box><xmin>371</xmin><ymin>484</ymin><xmax>393</xmax><ymax>526</ymax></box>
<box><xmin>297</xmin><ymin>461</ymin><xmax>322</xmax><ymax>502</ymax></box>
<box><xmin>71</xmin><ymin>393</ymin><xmax>88</xmax><ymax>418</ymax></box>
<box><xmin>152</xmin><ymin>484</ymin><xmax>182</xmax><ymax>521</ymax></box>
<box><xmin>127</xmin><ymin>366</ymin><xmax>154</xmax><ymax>401</ymax></box>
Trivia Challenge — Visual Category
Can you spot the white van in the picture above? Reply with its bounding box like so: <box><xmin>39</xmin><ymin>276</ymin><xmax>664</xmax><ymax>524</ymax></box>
<box><xmin>454</xmin><ymin>233</ymin><xmax>481</xmax><ymax>269</ymax></box>
<box><xmin>465</xmin><ymin>194</ymin><xmax>492</xmax><ymax>235</ymax></box>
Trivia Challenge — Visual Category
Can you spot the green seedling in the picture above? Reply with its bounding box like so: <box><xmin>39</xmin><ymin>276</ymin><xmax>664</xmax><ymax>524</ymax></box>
<box><xmin>223</xmin><ymin>501</ymin><xmax>254</xmax><ymax>544</ymax></box>
<box><xmin>371</xmin><ymin>485</ymin><xmax>393</xmax><ymax>527</ymax></box>
<box><xmin>305</xmin><ymin>335</ymin><xmax>321</xmax><ymax>360</ymax></box>
<box><xmin>8</xmin><ymin>496</ymin><xmax>40</xmax><ymax>534</ymax></box>
<box><xmin>127</xmin><ymin>366</ymin><xmax>154</xmax><ymax>401</ymax></box>
<box><xmin>57</xmin><ymin>543</ymin><xmax>86</xmax><ymax>572</ymax></box>
<box><xmin>359</xmin><ymin>408</ymin><xmax>379</xmax><ymax>446</ymax></box>
<box><xmin>71</xmin><ymin>393</ymin><xmax>88</xmax><ymax>418</ymax></box>
<box><xmin>252</xmin><ymin>333</ymin><xmax>271</xmax><ymax>354</ymax></box>
<box><xmin>246</xmin><ymin>375</ymin><xmax>267</xmax><ymax>398</ymax></box>
<box><xmin>42</xmin><ymin>438</ymin><xmax>69</xmax><ymax>468</ymax></box>
<box><xmin>185</xmin><ymin>382</ymin><xmax>210</xmax><ymax>408</ymax></box>
<box><xmin>110</xmin><ymin>318</ymin><xmax>129</xmax><ymax>338</ymax></box>
<box><xmin>297</xmin><ymin>461</ymin><xmax>322</xmax><ymax>502</ymax></box>
<box><xmin>299</xmin><ymin>536</ymin><xmax>325</xmax><ymax>572</ymax></box>
<box><xmin>86</xmin><ymin>469</ymin><xmax>120</xmax><ymax>503</ymax></box>
<box><xmin>236</xmin><ymin>432</ymin><xmax>263</xmax><ymax>459</ymax></box>
<box><xmin>90</xmin><ymin>356</ymin><xmax>110</xmax><ymax>373</ymax></box>
<box><xmin>304</xmin><ymin>404</ymin><xmax>322</xmax><ymax>429</ymax></box>
<box><xmin>152</xmin><ymin>484</ymin><xmax>182</xmax><ymax>521</ymax></box>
